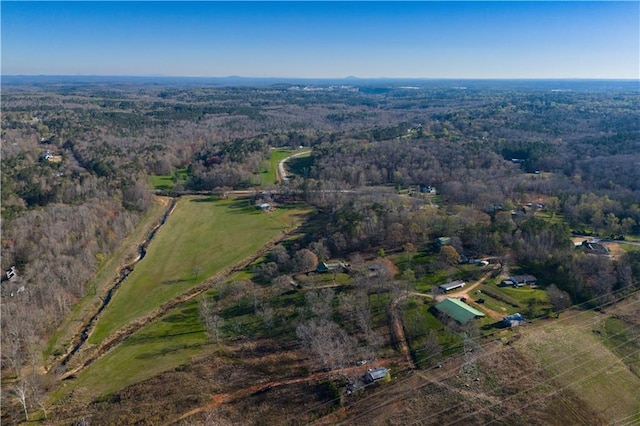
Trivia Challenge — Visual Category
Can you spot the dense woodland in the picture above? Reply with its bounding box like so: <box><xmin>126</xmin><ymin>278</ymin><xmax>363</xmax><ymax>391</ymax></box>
<box><xmin>1</xmin><ymin>78</ymin><xmax>639</xmax><ymax>422</ymax></box>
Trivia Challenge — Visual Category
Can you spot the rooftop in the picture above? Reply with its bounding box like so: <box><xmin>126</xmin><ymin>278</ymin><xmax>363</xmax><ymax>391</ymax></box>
<box><xmin>434</xmin><ymin>298</ymin><xmax>485</xmax><ymax>324</ymax></box>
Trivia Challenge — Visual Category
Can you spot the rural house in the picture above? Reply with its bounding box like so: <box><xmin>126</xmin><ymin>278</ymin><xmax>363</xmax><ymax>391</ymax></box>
<box><xmin>434</xmin><ymin>298</ymin><xmax>485</xmax><ymax>324</ymax></box>
<box><xmin>503</xmin><ymin>275</ymin><xmax>537</xmax><ymax>288</ymax></box>
<box><xmin>316</xmin><ymin>261</ymin><xmax>348</xmax><ymax>273</ymax></box>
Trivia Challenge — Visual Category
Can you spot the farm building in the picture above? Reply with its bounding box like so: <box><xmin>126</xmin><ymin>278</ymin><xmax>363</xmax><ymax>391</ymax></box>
<box><xmin>316</xmin><ymin>262</ymin><xmax>348</xmax><ymax>273</ymax></box>
<box><xmin>434</xmin><ymin>298</ymin><xmax>485</xmax><ymax>324</ymax></box>
<box><xmin>503</xmin><ymin>313</ymin><xmax>526</xmax><ymax>327</ymax></box>
<box><xmin>439</xmin><ymin>280</ymin><xmax>466</xmax><ymax>293</ymax></box>
<box><xmin>364</xmin><ymin>367</ymin><xmax>389</xmax><ymax>383</ymax></box>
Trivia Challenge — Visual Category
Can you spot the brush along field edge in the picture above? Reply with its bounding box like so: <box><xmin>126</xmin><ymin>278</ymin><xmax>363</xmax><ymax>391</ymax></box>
<box><xmin>59</xmin><ymin>198</ymin><xmax>308</xmax><ymax>380</ymax></box>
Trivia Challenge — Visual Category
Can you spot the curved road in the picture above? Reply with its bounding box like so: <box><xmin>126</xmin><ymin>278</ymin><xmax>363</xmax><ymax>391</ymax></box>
<box><xmin>278</xmin><ymin>150</ymin><xmax>310</xmax><ymax>182</ymax></box>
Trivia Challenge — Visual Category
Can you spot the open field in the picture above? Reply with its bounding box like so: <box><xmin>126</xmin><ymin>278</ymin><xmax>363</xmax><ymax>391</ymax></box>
<box><xmin>45</xmin><ymin>197</ymin><xmax>172</xmax><ymax>361</ymax></box>
<box><xmin>515</xmin><ymin>308</ymin><xmax>640</xmax><ymax>422</ymax></box>
<box><xmin>90</xmin><ymin>196</ymin><xmax>309</xmax><ymax>344</ymax></box>
<box><xmin>148</xmin><ymin>168</ymin><xmax>188</xmax><ymax>191</ymax></box>
<box><xmin>53</xmin><ymin>299</ymin><xmax>208</xmax><ymax>404</ymax></box>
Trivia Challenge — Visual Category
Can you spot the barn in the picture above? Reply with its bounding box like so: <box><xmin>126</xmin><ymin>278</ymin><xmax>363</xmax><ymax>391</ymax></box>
<box><xmin>434</xmin><ymin>298</ymin><xmax>485</xmax><ymax>324</ymax></box>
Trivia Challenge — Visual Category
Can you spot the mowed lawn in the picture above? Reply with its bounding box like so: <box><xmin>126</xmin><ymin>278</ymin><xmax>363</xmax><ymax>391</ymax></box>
<box><xmin>90</xmin><ymin>196</ymin><xmax>303</xmax><ymax>344</ymax></box>
<box><xmin>516</xmin><ymin>310</ymin><xmax>640</xmax><ymax>422</ymax></box>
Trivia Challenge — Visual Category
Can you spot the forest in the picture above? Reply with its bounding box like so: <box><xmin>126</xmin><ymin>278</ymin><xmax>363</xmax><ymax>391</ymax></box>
<box><xmin>1</xmin><ymin>78</ymin><xmax>639</xmax><ymax>423</ymax></box>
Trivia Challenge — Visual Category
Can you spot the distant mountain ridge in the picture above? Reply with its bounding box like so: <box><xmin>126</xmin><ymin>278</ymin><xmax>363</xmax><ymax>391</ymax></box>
<box><xmin>2</xmin><ymin>75</ymin><xmax>638</xmax><ymax>91</ymax></box>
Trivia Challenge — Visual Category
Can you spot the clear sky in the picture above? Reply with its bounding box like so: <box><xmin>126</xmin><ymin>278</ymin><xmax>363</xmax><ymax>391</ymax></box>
<box><xmin>2</xmin><ymin>1</ymin><xmax>638</xmax><ymax>79</ymax></box>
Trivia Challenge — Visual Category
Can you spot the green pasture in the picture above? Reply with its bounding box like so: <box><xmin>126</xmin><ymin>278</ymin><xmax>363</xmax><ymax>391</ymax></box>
<box><xmin>90</xmin><ymin>196</ymin><xmax>308</xmax><ymax>344</ymax></box>
<box><xmin>55</xmin><ymin>299</ymin><xmax>208</xmax><ymax>402</ymax></box>
<box><xmin>484</xmin><ymin>283</ymin><xmax>550</xmax><ymax>317</ymax></box>
<box><xmin>148</xmin><ymin>168</ymin><xmax>188</xmax><ymax>191</ymax></box>
<box><xmin>620</xmin><ymin>243</ymin><xmax>640</xmax><ymax>253</ymax></box>
<box><xmin>260</xmin><ymin>148</ymin><xmax>312</xmax><ymax>185</ymax></box>
<box><xmin>46</xmin><ymin>198</ymin><xmax>170</xmax><ymax>360</ymax></box>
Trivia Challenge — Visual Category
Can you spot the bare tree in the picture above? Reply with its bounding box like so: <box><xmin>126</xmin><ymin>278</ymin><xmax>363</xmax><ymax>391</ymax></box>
<box><xmin>421</xmin><ymin>330</ymin><xmax>443</xmax><ymax>367</ymax></box>
<box><xmin>296</xmin><ymin>319</ymin><xmax>356</xmax><ymax>371</ymax></box>
<box><xmin>547</xmin><ymin>284</ymin><xmax>572</xmax><ymax>317</ymax></box>
<box><xmin>199</xmin><ymin>297</ymin><xmax>225</xmax><ymax>343</ymax></box>
<box><xmin>12</xmin><ymin>377</ymin><xmax>29</xmax><ymax>421</ymax></box>
<box><xmin>304</xmin><ymin>289</ymin><xmax>335</xmax><ymax>320</ymax></box>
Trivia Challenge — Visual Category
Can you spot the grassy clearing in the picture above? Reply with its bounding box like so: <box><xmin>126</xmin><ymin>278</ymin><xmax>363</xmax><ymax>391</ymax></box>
<box><xmin>620</xmin><ymin>243</ymin><xmax>640</xmax><ymax>252</ymax></box>
<box><xmin>516</xmin><ymin>310</ymin><xmax>640</xmax><ymax>422</ymax></box>
<box><xmin>599</xmin><ymin>317</ymin><xmax>640</xmax><ymax>378</ymax></box>
<box><xmin>483</xmin><ymin>284</ymin><xmax>550</xmax><ymax>317</ymax></box>
<box><xmin>260</xmin><ymin>148</ymin><xmax>309</xmax><ymax>186</ymax></box>
<box><xmin>46</xmin><ymin>197</ymin><xmax>171</xmax><ymax>360</ymax></box>
<box><xmin>148</xmin><ymin>168</ymin><xmax>188</xmax><ymax>191</ymax></box>
<box><xmin>55</xmin><ymin>299</ymin><xmax>208</xmax><ymax>402</ymax></box>
<box><xmin>90</xmin><ymin>196</ymin><xmax>309</xmax><ymax>344</ymax></box>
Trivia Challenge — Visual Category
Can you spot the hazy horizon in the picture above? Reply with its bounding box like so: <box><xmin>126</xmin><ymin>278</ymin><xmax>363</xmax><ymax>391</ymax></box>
<box><xmin>2</xmin><ymin>2</ymin><xmax>639</xmax><ymax>79</ymax></box>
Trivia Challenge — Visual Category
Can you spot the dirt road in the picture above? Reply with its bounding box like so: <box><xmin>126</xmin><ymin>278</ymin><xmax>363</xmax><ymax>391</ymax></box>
<box><xmin>435</xmin><ymin>270</ymin><xmax>504</xmax><ymax>320</ymax></box>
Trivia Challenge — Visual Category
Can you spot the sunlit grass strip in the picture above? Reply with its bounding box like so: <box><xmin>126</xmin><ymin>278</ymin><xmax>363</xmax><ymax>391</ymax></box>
<box><xmin>90</xmin><ymin>196</ymin><xmax>303</xmax><ymax>344</ymax></box>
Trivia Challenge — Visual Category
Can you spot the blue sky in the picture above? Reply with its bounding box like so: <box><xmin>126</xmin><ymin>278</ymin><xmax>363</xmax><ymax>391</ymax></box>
<box><xmin>2</xmin><ymin>1</ymin><xmax>638</xmax><ymax>78</ymax></box>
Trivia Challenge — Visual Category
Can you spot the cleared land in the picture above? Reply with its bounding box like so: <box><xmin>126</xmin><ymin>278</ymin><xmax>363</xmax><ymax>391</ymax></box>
<box><xmin>90</xmin><ymin>196</ymin><xmax>309</xmax><ymax>344</ymax></box>
<box><xmin>515</xmin><ymin>307</ymin><xmax>640</xmax><ymax>422</ymax></box>
<box><xmin>45</xmin><ymin>196</ymin><xmax>172</xmax><ymax>362</ymax></box>
<box><xmin>53</xmin><ymin>299</ymin><xmax>208</xmax><ymax>404</ymax></box>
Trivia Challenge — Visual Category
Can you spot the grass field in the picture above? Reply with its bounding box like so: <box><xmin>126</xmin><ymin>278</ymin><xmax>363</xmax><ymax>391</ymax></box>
<box><xmin>516</xmin><ymin>310</ymin><xmax>640</xmax><ymax>422</ymax></box>
<box><xmin>148</xmin><ymin>168</ymin><xmax>188</xmax><ymax>191</ymax></box>
<box><xmin>55</xmin><ymin>299</ymin><xmax>209</xmax><ymax>402</ymax></box>
<box><xmin>46</xmin><ymin>197</ymin><xmax>171</xmax><ymax>360</ymax></box>
<box><xmin>90</xmin><ymin>196</ymin><xmax>309</xmax><ymax>344</ymax></box>
<box><xmin>483</xmin><ymin>283</ymin><xmax>550</xmax><ymax>317</ymax></box>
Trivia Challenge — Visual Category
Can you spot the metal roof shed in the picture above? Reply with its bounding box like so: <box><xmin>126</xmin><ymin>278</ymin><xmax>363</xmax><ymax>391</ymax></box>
<box><xmin>434</xmin><ymin>298</ymin><xmax>485</xmax><ymax>324</ymax></box>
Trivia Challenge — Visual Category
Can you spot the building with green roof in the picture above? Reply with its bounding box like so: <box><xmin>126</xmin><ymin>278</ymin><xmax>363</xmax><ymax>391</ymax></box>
<box><xmin>434</xmin><ymin>298</ymin><xmax>485</xmax><ymax>324</ymax></box>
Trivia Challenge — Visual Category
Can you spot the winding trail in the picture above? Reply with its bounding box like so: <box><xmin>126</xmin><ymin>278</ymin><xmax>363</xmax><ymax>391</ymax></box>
<box><xmin>171</xmin><ymin>364</ymin><xmax>368</xmax><ymax>424</ymax></box>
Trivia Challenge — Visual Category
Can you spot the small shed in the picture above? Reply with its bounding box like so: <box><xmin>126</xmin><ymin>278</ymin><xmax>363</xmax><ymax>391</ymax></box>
<box><xmin>436</xmin><ymin>237</ymin><xmax>451</xmax><ymax>247</ymax></box>
<box><xmin>257</xmin><ymin>203</ymin><xmax>271</xmax><ymax>211</ymax></box>
<box><xmin>5</xmin><ymin>266</ymin><xmax>17</xmax><ymax>281</ymax></box>
<box><xmin>503</xmin><ymin>313</ymin><xmax>526</xmax><ymax>327</ymax></box>
<box><xmin>582</xmin><ymin>240</ymin><xmax>609</xmax><ymax>255</ymax></box>
<box><xmin>364</xmin><ymin>367</ymin><xmax>389</xmax><ymax>383</ymax></box>
<box><xmin>439</xmin><ymin>280</ymin><xmax>466</xmax><ymax>293</ymax></box>
<box><xmin>434</xmin><ymin>298</ymin><xmax>485</xmax><ymax>324</ymax></box>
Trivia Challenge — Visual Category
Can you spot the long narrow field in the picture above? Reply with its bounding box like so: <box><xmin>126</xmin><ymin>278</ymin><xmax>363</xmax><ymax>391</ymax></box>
<box><xmin>90</xmin><ymin>196</ymin><xmax>308</xmax><ymax>344</ymax></box>
<box><xmin>45</xmin><ymin>196</ymin><xmax>172</xmax><ymax>363</ymax></box>
<box><xmin>262</xmin><ymin>148</ymin><xmax>293</xmax><ymax>185</ymax></box>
